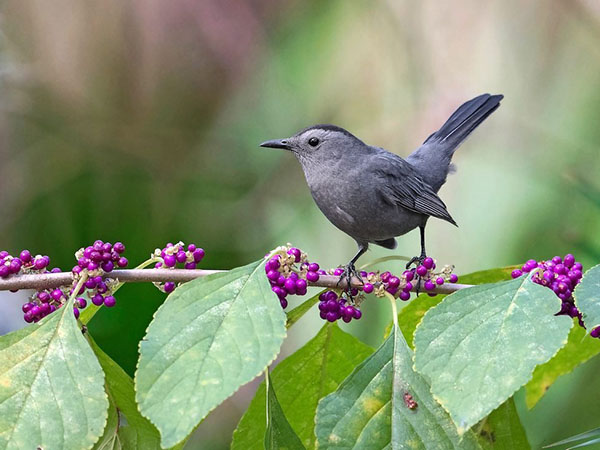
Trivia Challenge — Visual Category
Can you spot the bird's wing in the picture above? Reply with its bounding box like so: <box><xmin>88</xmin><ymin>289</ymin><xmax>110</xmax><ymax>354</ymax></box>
<box><xmin>373</xmin><ymin>153</ymin><xmax>457</xmax><ymax>226</ymax></box>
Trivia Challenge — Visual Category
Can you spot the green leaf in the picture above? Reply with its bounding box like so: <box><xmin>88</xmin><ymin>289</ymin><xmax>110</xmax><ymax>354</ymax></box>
<box><xmin>574</xmin><ymin>264</ymin><xmax>600</xmax><ymax>331</ymax></box>
<box><xmin>92</xmin><ymin>392</ymin><xmax>121</xmax><ymax>450</ymax></box>
<box><xmin>385</xmin><ymin>266</ymin><xmax>518</xmax><ymax>347</ymax></box>
<box><xmin>285</xmin><ymin>290</ymin><xmax>324</xmax><ymax>329</ymax></box>
<box><xmin>265</xmin><ymin>372</ymin><xmax>305</xmax><ymax>450</ymax></box>
<box><xmin>525</xmin><ymin>321</ymin><xmax>600</xmax><ymax>408</ymax></box>
<box><xmin>476</xmin><ymin>398</ymin><xmax>530</xmax><ymax>450</ymax></box>
<box><xmin>315</xmin><ymin>325</ymin><xmax>481</xmax><ymax>449</ymax></box>
<box><xmin>0</xmin><ymin>301</ymin><xmax>108</xmax><ymax>450</ymax></box>
<box><xmin>545</xmin><ymin>427</ymin><xmax>600</xmax><ymax>449</ymax></box>
<box><xmin>414</xmin><ymin>275</ymin><xmax>573</xmax><ymax>434</ymax></box>
<box><xmin>89</xmin><ymin>337</ymin><xmax>165</xmax><ymax>449</ymax></box>
<box><xmin>135</xmin><ymin>260</ymin><xmax>287</xmax><ymax>448</ymax></box>
<box><xmin>232</xmin><ymin>324</ymin><xmax>373</xmax><ymax>450</ymax></box>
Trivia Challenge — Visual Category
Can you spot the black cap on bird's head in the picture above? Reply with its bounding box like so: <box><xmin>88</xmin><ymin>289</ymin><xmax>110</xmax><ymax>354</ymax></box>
<box><xmin>260</xmin><ymin>124</ymin><xmax>364</xmax><ymax>162</ymax></box>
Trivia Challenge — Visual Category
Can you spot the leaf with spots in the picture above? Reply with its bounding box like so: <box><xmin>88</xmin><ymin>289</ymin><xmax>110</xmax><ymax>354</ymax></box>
<box><xmin>135</xmin><ymin>260</ymin><xmax>287</xmax><ymax>448</ymax></box>
<box><xmin>232</xmin><ymin>323</ymin><xmax>373</xmax><ymax>450</ymax></box>
<box><xmin>315</xmin><ymin>324</ymin><xmax>480</xmax><ymax>449</ymax></box>
<box><xmin>414</xmin><ymin>275</ymin><xmax>573</xmax><ymax>434</ymax></box>
<box><xmin>0</xmin><ymin>300</ymin><xmax>108</xmax><ymax>450</ymax></box>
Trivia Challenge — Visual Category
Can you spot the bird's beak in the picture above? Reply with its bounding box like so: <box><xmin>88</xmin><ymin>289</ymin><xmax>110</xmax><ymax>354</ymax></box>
<box><xmin>260</xmin><ymin>139</ymin><xmax>291</xmax><ymax>150</ymax></box>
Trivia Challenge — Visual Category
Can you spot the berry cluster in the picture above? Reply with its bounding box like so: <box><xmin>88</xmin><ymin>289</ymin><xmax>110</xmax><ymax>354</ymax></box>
<box><xmin>20</xmin><ymin>241</ymin><xmax>129</xmax><ymax>323</ymax></box>
<box><xmin>317</xmin><ymin>290</ymin><xmax>362</xmax><ymax>323</ymax></box>
<box><xmin>265</xmin><ymin>246</ymin><xmax>323</xmax><ymax>309</ymax></box>
<box><xmin>376</xmin><ymin>257</ymin><xmax>458</xmax><ymax>301</ymax></box>
<box><xmin>264</xmin><ymin>245</ymin><xmax>458</xmax><ymax>324</ymax></box>
<box><xmin>511</xmin><ymin>254</ymin><xmax>599</xmax><ymax>338</ymax></box>
<box><xmin>153</xmin><ymin>242</ymin><xmax>205</xmax><ymax>293</ymax></box>
<box><xmin>0</xmin><ymin>250</ymin><xmax>51</xmax><ymax>279</ymax></box>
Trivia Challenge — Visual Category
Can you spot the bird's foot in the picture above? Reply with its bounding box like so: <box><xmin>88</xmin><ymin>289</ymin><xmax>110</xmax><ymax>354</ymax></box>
<box><xmin>406</xmin><ymin>254</ymin><xmax>427</xmax><ymax>270</ymax></box>
<box><xmin>337</xmin><ymin>263</ymin><xmax>363</xmax><ymax>301</ymax></box>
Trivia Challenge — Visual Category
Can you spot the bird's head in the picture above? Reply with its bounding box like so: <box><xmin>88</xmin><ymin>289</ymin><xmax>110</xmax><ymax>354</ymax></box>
<box><xmin>260</xmin><ymin>124</ymin><xmax>365</xmax><ymax>166</ymax></box>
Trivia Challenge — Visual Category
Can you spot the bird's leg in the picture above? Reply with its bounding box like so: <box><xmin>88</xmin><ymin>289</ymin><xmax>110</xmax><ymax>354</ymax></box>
<box><xmin>337</xmin><ymin>243</ymin><xmax>368</xmax><ymax>299</ymax></box>
<box><xmin>406</xmin><ymin>226</ymin><xmax>427</xmax><ymax>294</ymax></box>
<box><xmin>405</xmin><ymin>226</ymin><xmax>427</xmax><ymax>269</ymax></box>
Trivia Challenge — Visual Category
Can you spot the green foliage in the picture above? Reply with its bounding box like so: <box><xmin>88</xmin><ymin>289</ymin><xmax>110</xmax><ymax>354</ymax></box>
<box><xmin>414</xmin><ymin>275</ymin><xmax>573</xmax><ymax>433</ymax></box>
<box><xmin>525</xmin><ymin>322</ymin><xmax>600</xmax><ymax>408</ymax></box>
<box><xmin>574</xmin><ymin>264</ymin><xmax>600</xmax><ymax>331</ymax></box>
<box><xmin>232</xmin><ymin>324</ymin><xmax>373</xmax><ymax>449</ymax></box>
<box><xmin>285</xmin><ymin>290</ymin><xmax>324</xmax><ymax>329</ymax></box>
<box><xmin>0</xmin><ymin>300</ymin><xmax>108</xmax><ymax>450</ymax></box>
<box><xmin>315</xmin><ymin>324</ymin><xmax>480</xmax><ymax>449</ymax></box>
<box><xmin>477</xmin><ymin>399</ymin><xmax>530</xmax><ymax>450</ymax></box>
<box><xmin>387</xmin><ymin>266</ymin><xmax>518</xmax><ymax>346</ymax></box>
<box><xmin>135</xmin><ymin>260</ymin><xmax>287</xmax><ymax>448</ymax></box>
<box><xmin>545</xmin><ymin>427</ymin><xmax>600</xmax><ymax>449</ymax></box>
<box><xmin>264</xmin><ymin>372</ymin><xmax>305</xmax><ymax>450</ymax></box>
<box><xmin>89</xmin><ymin>337</ymin><xmax>165</xmax><ymax>449</ymax></box>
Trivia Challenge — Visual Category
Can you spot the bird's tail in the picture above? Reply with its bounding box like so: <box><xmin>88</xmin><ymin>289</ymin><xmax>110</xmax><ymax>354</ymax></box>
<box><xmin>407</xmin><ymin>93</ymin><xmax>503</xmax><ymax>192</ymax></box>
<box><xmin>424</xmin><ymin>93</ymin><xmax>503</xmax><ymax>153</ymax></box>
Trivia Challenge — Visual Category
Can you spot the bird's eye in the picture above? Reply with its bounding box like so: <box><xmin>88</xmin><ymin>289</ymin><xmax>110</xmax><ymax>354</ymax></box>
<box><xmin>308</xmin><ymin>137</ymin><xmax>319</xmax><ymax>147</ymax></box>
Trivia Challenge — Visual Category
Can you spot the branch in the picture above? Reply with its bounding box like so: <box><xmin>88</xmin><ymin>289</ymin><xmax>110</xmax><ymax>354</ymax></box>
<box><xmin>0</xmin><ymin>269</ymin><xmax>472</xmax><ymax>294</ymax></box>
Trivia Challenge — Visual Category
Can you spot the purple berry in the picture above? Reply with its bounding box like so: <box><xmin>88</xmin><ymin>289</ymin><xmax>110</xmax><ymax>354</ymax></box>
<box><xmin>403</xmin><ymin>270</ymin><xmax>414</xmax><ymax>282</ymax></box>
<box><xmin>380</xmin><ymin>271</ymin><xmax>391</xmax><ymax>282</ymax></box>
<box><xmin>0</xmin><ymin>265</ymin><xmax>9</xmax><ymax>278</ymax></box>
<box><xmin>306</xmin><ymin>271</ymin><xmax>319</xmax><ymax>282</ymax></box>
<box><xmin>38</xmin><ymin>291</ymin><xmax>50</xmax><ymax>303</ymax></box>
<box><xmin>591</xmin><ymin>327</ymin><xmax>600</xmax><ymax>338</ymax></box>
<box><xmin>436</xmin><ymin>277</ymin><xmax>444</xmax><ymax>285</ymax></box>
<box><xmin>287</xmin><ymin>247</ymin><xmax>301</xmax><ymax>262</ymax></box>
<box><xmin>284</xmin><ymin>278</ymin><xmax>296</xmax><ymax>295</ymax></box>
<box><xmin>423</xmin><ymin>257</ymin><xmax>434</xmax><ymax>269</ymax></box>
<box><xmin>51</xmin><ymin>289</ymin><xmax>63</xmax><ymax>301</ymax></box>
<box><xmin>399</xmin><ymin>291</ymin><xmax>410</xmax><ymax>301</ymax></box>
<box><xmin>184</xmin><ymin>262</ymin><xmax>196</xmax><ymax>270</ymax></box>
<box><xmin>272</xmin><ymin>286</ymin><xmax>286</xmax><ymax>299</ymax></box>
<box><xmin>551</xmin><ymin>256</ymin><xmax>562</xmax><ymax>264</ymax></box>
<box><xmin>308</xmin><ymin>263</ymin><xmax>320</xmax><ymax>272</ymax></box>
<box><xmin>424</xmin><ymin>280</ymin><xmax>435</xmax><ymax>291</ymax></box>
<box><xmin>353</xmin><ymin>309</ymin><xmax>362</xmax><ymax>320</ymax></box>
<box><xmin>416</xmin><ymin>265</ymin><xmax>427</xmax><ymax>277</ymax></box>
<box><xmin>22</xmin><ymin>302</ymin><xmax>33</xmax><ymax>313</ymax></box>
<box><xmin>163</xmin><ymin>254</ymin><xmax>176</xmax><ymax>268</ymax></box>
<box><xmin>267</xmin><ymin>270</ymin><xmax>280</xmax><ymax>281</ymax></box>
<box><xmin>386</xmin><ymin>286</ymin><xmax>398</xmax><ymax>296</ymax></box>
<box><xmin>449</xmin><ymin>274</ymin><xmax>458</xmax><ymax>283</ymax></box>
<box><xmin>176</xmin><ymin>251</ymin><xmax>187</xmax><ymax>263</ymax></box>
<box><xmin>164</xmin><ymin>282</ymin><xmax>176</xmax><ymax>293</ymax></box>
<box><xmin>19</xmin><ymin>250</ymin><xmax>31</xmax><ymax>263</ymax></box>
<box><xmin>87</xmin><ymin>262</ymin><xmax>99</xmax><ymax>271</ymax></box>
<box><xmin>388</xmin><ymin>276</ymin><xmax>400</xmax><ymax>289</ymax></box>
<box><xmin>318</xmin><ymin>301</ymin><xmax>327</xmax><ymax>312</ymax></box>
<box><xmin>326</xmin><ymin>312</ymin><xmax>338</xmax><ymax>322</ymax></box>
<box><xmin>404</xmin><ymin>282</ymin><xmax>413</xmax><ymax>291</ymax></box>
<box><xmin>104</xmin><ymin>296</ymin><xmax>116</xmax><ymax>307</ymax></box>
<box><xmin>73</xmin><ymin>307</ymin><xmax>80</xmax><ymax>319</ymax></box>
<box><xmin>101</xmin><ymin>261</ymin><xmax>114</xmax><ymax>272</ymax></box>
<box><xmin>363</xmin><ymin>283</ymin><xmax>374</xmax><ymax>294</ymax></box>
<box><xmin>193</xmin><ymin>249</ymin><xmax>205</xmax><ymax>263</ymax></box>
<box><xmin>117</xmin><ymin>257</ymin><xmax>128</xmax><ymax>268</ymax></box>
<box><xmin>280</xmin><ymin>299</ymin><xmax>288</xmax><ymax>309</ymax></box>
<box><xmin>326</xmin><ymin>299</ymin><xmax>339</xmax><ymax>312</ymax></box>
<box><xmin>511</xmin><ymin>269</ymin><xmax>523</xmax><ymax>279</ymax></box>
<box><xmin>113</xmin><ymin>242</ymin><xmax>125</xmax><ymax>254</ymax></box>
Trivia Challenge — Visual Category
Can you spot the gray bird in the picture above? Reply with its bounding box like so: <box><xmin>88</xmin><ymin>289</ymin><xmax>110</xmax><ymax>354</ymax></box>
<box><xmin>261</xmin><ymin>93</ymin><xmax>503</xmax><ymax>285</ymax></box>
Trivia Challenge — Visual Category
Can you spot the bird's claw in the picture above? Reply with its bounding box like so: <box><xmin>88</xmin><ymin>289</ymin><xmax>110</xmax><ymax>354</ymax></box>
<box><xmin>406</xmin><ymin>254</ymin><xmax>426</xmax><ymax>270</ymax></box>
<box><xmin>337</xmin><ymin>263</ymin><xmax>363</xmax><ymax>300</ymax></box>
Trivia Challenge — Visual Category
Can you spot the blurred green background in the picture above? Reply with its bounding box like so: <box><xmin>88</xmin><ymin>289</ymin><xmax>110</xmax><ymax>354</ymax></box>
<box><xmin>1</xmin><ymin>0</ymin><xmax>599</xmax><ymax>448</ymax></box>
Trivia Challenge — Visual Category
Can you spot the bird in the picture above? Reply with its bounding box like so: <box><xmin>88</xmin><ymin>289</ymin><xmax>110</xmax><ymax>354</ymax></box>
<box><xmin>260</xmin><ymin>93</ymin><xmax>503</xmax><ymax>287</ymax></box>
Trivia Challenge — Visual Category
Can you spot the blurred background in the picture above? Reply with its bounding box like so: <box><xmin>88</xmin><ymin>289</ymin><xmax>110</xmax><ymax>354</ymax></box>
<box><xmin>1</xmin><ymin>0</ymin><xmax>599</xmax><ymax>448</ymax></box>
